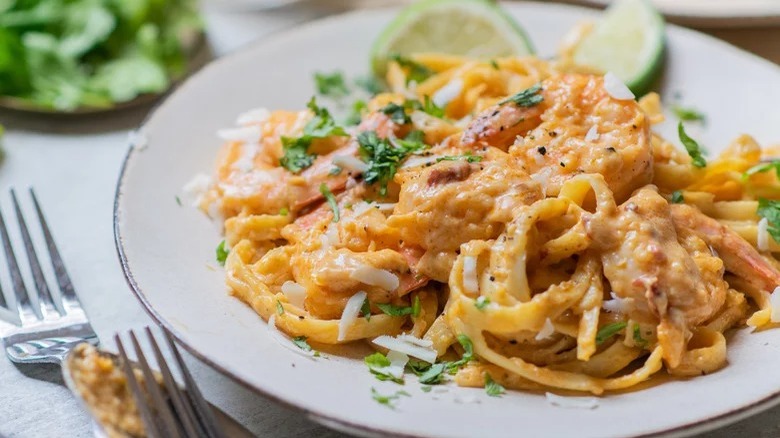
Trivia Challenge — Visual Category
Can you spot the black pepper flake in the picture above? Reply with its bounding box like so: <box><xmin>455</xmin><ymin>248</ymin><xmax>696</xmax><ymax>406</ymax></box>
<box><xmin>606</xmin><ymin>147</ymin><xmax>616</xmax><ymax>152</ymax></box>
<box><xmin>499</xmin><ymin>126</ymin><xmax>505</xmax><ymax>131</ymax></box>
<box><xmin>491</xmin><ymin>110</ymin><xmax>499</xmax><ymax>117</ymax></box>
<box><xmin>549</xmin><ymin>131</ymin><xmax>558</xmax><ymax>137</ymax></box>
<box><xmin>509</xmin><ymin>340</ymin><xmax>518</xmax><ymax>345</ymax></box>
<box><xmin>632</xmin><ymin>124</ymin><xmax>637</xmax><ymax>129</ymax></box>
<box><xmin>560</xmin><ymin>162</ymin><xmax>565</xmax><ymax>167</ymax></box>
<box><xmin>489</xmin><ymin>276</ymin><xmax>495</xmax><ymax>281</ymax></box>
<box><xmin>537</xmin><ymin>146</ymin><xmax>547</xmax><ymax>155</ymax></box>
<box><xmin>298</xmin><ymin>316</ymin><xmax>304</xmax><ymax>320</ymax></box>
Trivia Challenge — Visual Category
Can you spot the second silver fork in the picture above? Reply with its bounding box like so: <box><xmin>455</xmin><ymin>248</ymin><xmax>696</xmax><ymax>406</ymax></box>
<box><xmin>0</xmin><ymin>188</ymin><xmax>98</xmax><ymax>364</ymax></box>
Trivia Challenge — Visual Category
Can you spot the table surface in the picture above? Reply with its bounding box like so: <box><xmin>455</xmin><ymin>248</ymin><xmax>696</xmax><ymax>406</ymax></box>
<box><xmin>1</xmin><ymin>2</ymin><xmax>779</xmax><ymax>437</ymax></box>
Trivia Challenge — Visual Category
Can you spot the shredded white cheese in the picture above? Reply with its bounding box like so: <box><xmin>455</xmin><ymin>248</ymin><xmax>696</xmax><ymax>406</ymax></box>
<box><xmin>410</xmin><ymin>110</ymin><xmax>438</xmax><ymax>131</ymax></box>
<box><xmin>432</xmin><ymin>77</ymin><xmax>463</xmax><ymax>107</ymax></box>
<box><xmin>602</xmin><ymin>292</ymin><xmax>631</xmax><ymax>314</ymax></box>
<box><xmin>535</xmin><ymin>318</ymin><xmax>555</xmax><ymax>341</ymax></box>
<box><xmin>236</xmin><ymin>107</ymin><xmax>270</xmax><ymax>126</ymax></box>
<box><xmin>373</xmin><ymin>335</ymin><xmax>438</xmax><ymax>363</ymax></box>
<box><xmin>463</xmin><ymin>256</ymin><xmax>479</xmax><ymax>293</ymax></box>
<box><xmin>758</xmin><ymin>217</ymin><xmax>770</xmax><ymax>251</ymax></box>
<box><xmin>182</xmin><ymin>173</ymin><xmax>212</xmax><ymax>207</ymax></box>
<box><xmin>770</xmin><ymin>287</ymin><xmax>780</xmax><ymax>323</ymax></box>
<box><xmin>326</xmin><ymin>225</ymin><xmax>340</xmax><ymax>246</ymax></box>
<box><xmin>338</xmin><ymin>291</ymin><xmax>367</xmax><ymax>341</ymax></box>
<box><xmin>396</xmin><ymin>334</ymin><xmax>434</xmax><ymax>348</ymax></box>
<box><xmin>603</xmin><ymin>72</ymin><xmax>635</xmax><ymax>101</ymax></box>
<box><xmin>232</xmin><ymin>143</ymin><xmax>259</xmax><ymax>172</ymax></box>
<box><xmin>372</xmin><ymin>203</ymin><xmax>397</xmax><ymax>212</ymax></box>
<box><xmin>379</xmin><ymin>350</ymin><xmax>409</xmax><ymax>380</ymax></box>
<box><xmin>401</xmin><ymin>155</ymin><xmax>440</xmax><ymax>169</ymax></box>
<box><xmin>281</xmin><ymin>281</ymin><xmax>307</xmax><ymax>308</ymax></box>
<box><xmin>350</xmin><ymin>266</ymin><xmax>399</xmax><ymax>291</ymax></box>
<box><xmin>217</xmin><ymin>125</ymin><xmax>262</xmax><ymax>142</ymax></box>
<box><xmin>545</xmin><ymin>392</ymin><xmax>600</xmax><ymax>409</ymax></box>
<box><xmin>531</xmin><ymin>168</ymin><xmax>551</xmax><ymax>198</ymax></box>
<box><xmin>333</xmin><ymin>155</ymin><xmax>368</xmax><ymax>173</ymax></box>
<box><xmin>585</xmin><ymin>125</ymin><xmax>599</xmax><ymax>142</ymax></box>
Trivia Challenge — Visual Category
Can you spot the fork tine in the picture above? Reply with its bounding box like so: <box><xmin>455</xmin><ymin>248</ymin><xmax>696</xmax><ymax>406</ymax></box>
<box><xmin>128</xmin><ymin>330</ymin><xmax>184</xmax><ymax>438</ymax></box>
<box><xmin>29</xmin><ymin>189</ymin><xmax>79</xmax><ymax>307</ymax></box>
<box><xmin>116</xmin><ymin>334</ymin><xmax>164</xmax><ymax>438</ymax></box>
<box><xmin>0</xmin><ymin>199</ymin><xmax>35</xmax><ymax>322</ymax></box>
<box><xmin>145</xmin><ymin>327</ymin><xmax>205</xmax><ymax>438</ymax></box>
<box><xmin>10</xmin><ymin>189</ymin><xmax>60</xmax><ymax>319</ymax></box>
<box><xmin>163</xmin><ymin>328</ymin><xmax>225</xmax><ymax>438</ymax></box>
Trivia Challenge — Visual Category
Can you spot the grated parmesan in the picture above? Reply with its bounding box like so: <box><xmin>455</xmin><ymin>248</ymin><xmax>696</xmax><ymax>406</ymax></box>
<box><xmin>182</xmin><ymin>173</ymin><xmax>212</xmax><ymax>207</ymax></box>
<box><xmin>338</xmin><ymin>291</ymin><xmax>367</xmax><ymax>341</ymax></box>
<box><xmin>281</xmin><ymin>281</ymin><xmax>307</xmax><ymax>308</ymax></box>
<box><xmin>603</xmin><ymin>72</ymin><xmax>635</xmax><ymax>101</ymax></box>
<box><xmin>432</xmin><ymin>77</ymin><xmax>463</xmax><ymax>107</ymax></box>
<box><xmin>463</xmin><ymin>256</ymin><xmax>479</xmax><ymax>293</ymax></box>
<box><xmin>350</xmin><ymin>266</ymin><xmax>399</xmax><ymax>291</ymax></box>
<box><xmin>268</xmin><ymin>315</ymin><xmax>316</xmax><ymax>359</ymax></box>
<box><xmin>771</xmin><ymin>286</ymin><xmax>780</xmax><ymax>323</ymax></box>
<box><xmin>758</xmin><ymin>217</ymin><xmax>769</xmax><ymax>251</ymax></box>
<box><xmin>373</xmin><ymin>335</ymin><xmax>438</xmax><ymax>363</ymax></box>
<box><xmin>535</xmin><ymin>318</ymin><xmax>555</xmax><ymax>341</ymax></box>
<box><xmin>333</xmin><ymin>155</ymin><xmax>368</xmax><ymax>173</ymax></box>
<box><xmin>217</xmin><ymin>125</ymin><xmax>262</xmax><ymax>142</ymax></box>
<box><xmin>602</xmin><ymin>292</ymin><xmax>631</xmax><ymax>314</ymax></box>
<box><xmin>545</xmin><ymin>392</ymin><xmax>600</xmax><ymax>409</ymax></box>
<box><xmin>585</xmin><ymin>125</ymin><xmax>599</xmax><ymax>142</ymax></box>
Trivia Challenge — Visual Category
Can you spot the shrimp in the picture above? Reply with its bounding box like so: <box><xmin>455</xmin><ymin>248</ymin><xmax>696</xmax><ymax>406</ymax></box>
<box><xmin>670</xmin><ymin>203</ymin><xmax>780</xmax><ymax>294</ymax></box>
<box><xmin>462</xmin><ymin>74</ymin><xmax>653</xmax><ymax>202</ymax></box>
<box><xmin>589</xmin><ymin>187</ymin><xmax>728</xmax><ymax>367</ymax></box>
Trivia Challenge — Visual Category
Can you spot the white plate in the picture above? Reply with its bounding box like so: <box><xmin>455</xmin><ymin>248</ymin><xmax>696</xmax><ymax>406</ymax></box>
<box><xmin>565</xmin><ymin>0</ymin><xmax>780</xmax><ymax>27</ymax></box>
<box><xmin>114</xmin><ymin>3</ymin><xmax>780</xmax><ymax>437</ymax></box>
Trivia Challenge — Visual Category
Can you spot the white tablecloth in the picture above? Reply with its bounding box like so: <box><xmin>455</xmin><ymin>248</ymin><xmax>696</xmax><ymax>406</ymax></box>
<box><xmin>0</xmin><ymin>2</ymin><xmax>778</xmax><ymax>437</ymax></box>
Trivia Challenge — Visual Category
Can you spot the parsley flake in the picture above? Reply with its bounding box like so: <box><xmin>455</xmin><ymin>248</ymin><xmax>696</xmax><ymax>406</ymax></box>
<box><xmin>371</xmin><ymin>387</ymin><xmax>410</xmax><ymax>408</ymax></box>
<box><xmin>595</xmin><ymin>321</ymin><xmax>627</xmax><ymax>345</ymax></box>
<box><xmin>345</xmin><ymin>99</ymin><xmax>367</xmax><ymax>126</ymax></box>
<box><xmin>380</xmin><ymin>102</ymin><xmax>409</xmax><ymax>125</ymax></box>
<box><xmin>757</xmin><ymin>199</ymin><xmax>780</xmax><ymax>243</ymax></box>
<box><xmin>175</xmin><ymin>195</ymin><xmax>182</xmax><ymax>206</ymax></box>
<box><xmin>744</xmin><ymin>161</ymin><xmax>780</xmax><ymax>180</ymax></box>
<box><xmin>319</xmin><ymin>183</ymin><xmax>340</xmax><ymax>222</ymax></box>
<box><xmin>670</xmin><ymin>190</ymin><xmax>684</xmax><ymax>204</ymax></box>
<box><xmin>632</xmin><ymin>324</ymin><xmax>647</xmax><ymax>348</ymax></box>
<box><xmin>314</xmin><ymin>71</ymin><xmax>349</xmax><ymax>98</ymax></box>
<box><xmin>672</xmin><ymin>105</ymin><xmax>706</xmax><ymax>122</ymax></box>
<box><xmin>276</xmin><ymin>300</ymin><xmax>284</xmax><ymax>315</ymax></box>
<box><xmin>377</xmin><ymin>296</ymin><xmax>421</xmax><ymax>317</ymax></box>
<box><xmin>421</xmin><ymin>385</ymin><xmax>433</xmax><ymax>393</ymax></box>
<box><xmin>329</xmin><ymin>166</ymin><xmax>342</xmax><ymax>176</ymax></box>
<box><xmin>678</xmin><ymin>122</ymin><xmax>706</xmax><ymax>168</ymax></box>
<box><xmin>354</xmin><ymin>75</ymin><xmax>384</xmax><ymax>95</ymax></box>
<box><xmin>499</xmin><ymin>84</ymin><xmax>543</xmax><ymax>107</ymax></box>
<box><xmin>484</xmin><ymin>374</ymin><xmax>505</xmax><ymax>397</ymax></box>
<box><xmin>280</xmin><ymin>97</ymin><xmax>348</xmax><ymax>173</ymax></box>
<box><xmin>389</xmin><ymin>54</ymin><xmax>433</xmax><ymax>84</ymax></box>
<box><xmin>358</xmin><ymin>131</ymin><xmax>427</xmax><ymax>196</ymax></box>
<box><xmin>279</xmin><ymin>207</ymin><xmax>289</xmax><ymax>216</ymax></box>
<box><xmin>216</xmin><ymin>241</ymin><xmax>229</xmax><ymax>266</ymax></box>
<box><xmin>475</xmin><ymin>296</ymin><xmax>490</xmax><ymax>310</ymax></box>
<box><xmin>292</xmin><ymin>336</ymin><xmax>312</xmax><ymax>351</ymax></box>
<box><xmin>365</xmin><ymin>352</ymin><xmax>403</xmax><ymax>384</ymax></box>
<box><xmin>361</xmin><ymin>298</ymin><xmax>372</xmax><ymax>321</ymax></box>
<box><xmin>437</xmin><ymin>152</ymin><xmax>483</xmax><ymax>163</ymax></box>
<box><xmin>490</xmin><ymin>59</ymin><xmax>500</xmax><ymax>70</ymax></box>
<box><xmin>419</xmin><ymin>363</ymin><xmax>447</xmax><ymax>384</ymax></box>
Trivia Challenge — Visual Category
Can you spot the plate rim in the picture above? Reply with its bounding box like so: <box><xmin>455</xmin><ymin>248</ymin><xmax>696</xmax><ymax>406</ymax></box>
<box><xmin>113</xmin><ymin>3</ymin><xmax>780</xmax><ymax>437</ymax></box>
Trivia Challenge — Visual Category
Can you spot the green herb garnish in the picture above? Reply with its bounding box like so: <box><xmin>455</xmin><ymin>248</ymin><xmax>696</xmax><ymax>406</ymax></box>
<box><xmin>380</xmin><ymin>102</ymin><xmax>409</xmax><ymax>125</ymax></box>
<box><xmin>484</xmin><ymin>374</ymin><xmax>505</xmax><ymax>397</ymax></box>
<box><xmin>632</xmin><ymin>324</ymin><xmax>647</xmax><ymax>348</ymax></box>
<box><xmin>490</xmin><ymin>59</ymin><xmax>500</xmax><ymax>70</ymax></box>
<box><xmin>216</xmin><ymin>240</ymin><xmax>228</xmax><ymax>266</ymax></box>
<box><xmin>744</xmin><ymin>161</ymin><xmax>780</xmax><ymax>180</ymax></box>
<box><xmin>475</xmin><ymin>296</ymin><xmax>490</xmax><ymax>310</ymax></box>
<box><xmin>292</xmin><ymin>336</ymin><xmax>312</xmax><ymax>351</ymax></box>
<box><xmin>595</xmin><ymin>322</ymin><xmax>627</xmax><ymax>345</ymax></box>
<box><xmin>672</xmin><ymin>105</ymin><xmax>706</xmax><ymax>122</ymax></box>
<box><xmin>371</xmin><ymin>387</ymin><xmax>410</xmax><ymax>408</ymax></box>
<box><xmin>365</xmin><ymin>352</ymin><xmax>403</xmax><ymax>384</ymax></box>
<box><xmin>314</xmin><ymin>71</ymin><xmax>348</xmax><ymax>97</ymax></box>
<box><xmin>175</xmin><ymin>195</ymin><xmax>182</xmax><ymax>206</ymax></box>
<box><xmin>670</xmin><ymin>190</ymin><xmax>684</xmax><ymax>204</ymax></box>
<box><xmin>319</xmin><ymin>183</ymin><xmax>339</xmax><ymax>222</ymax></box>
<box><xmin>329</xmin><ymin>166</ymin><xmax>342</xmax><ymax>176</ymax></box>
<box><xmin>499</xmin><ymin>83</ymin><xmax>543</xmax><ymax>107</ymax></box>
<box><xmin>389</xmin><ymin>54</ymin><xmax>433</xmax><ymax>84</ymax></box>
<box><xmin>345</xmin><ymin>99</ymin><xmax>367</xmax><ymax>126</ymax></box>
<box><xmin>354</xmin><ymin>75</ymin><xmax>384</xmax><ymax>95</ymax></box>
<box><xmin>377</xmin><ymin>296</ymin><xmax>421</xmax><ymax>318</ymax></box>
<box><xmin>280</xmin><ymin>97</ymin><xmax>348</xmax><ymax>173</ymax></box>
<box><xmin>279</xmin><ymin>207</ymin><xmax>289</xmax><ymax>216</ymax></box>
<box><xmin>418</xmin><ymin>363</ymin><xmax>447</xmax><ymax>384</ymax></box>
<box><xmin>361</xmin><ymin>298</ymin><xmax>371</xmax><ymax>321</ymax></box>
<box><xmin>357</xmin><ymin>130</ymin><xmax>427</xmax><ymax>196</ymax></box>
<box><xmin>757</xmin><ymin>198</ymin><xmax>780</xmax><ymax>243</ymax></box>
<box><xmin>437</xmin><ymin>152</ymin><xmax>483</xmax><ymax>163</ymax></box>
<box><xmin>678</xmin><ymin>122</ymin><xmax>706</xmax><ymax>168</ymax></box>
<box><xmin>421</xmin><ymin>385</ymin><xmax>433</xmax><ymax>393</ymax></box>
<box><xmin>420</xmin><ymin>95</ymin><xmax>445</xmax><ymax>118</ymax></box>
<box><xmin>275</xmin><ymin>300</ymin><xmax>284</xmax><ymax>315</ymax></box>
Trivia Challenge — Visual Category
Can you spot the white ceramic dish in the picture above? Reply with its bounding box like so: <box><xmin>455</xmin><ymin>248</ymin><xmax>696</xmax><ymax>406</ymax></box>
<box><xmin>114</xmin><ymin>3</ymin><xmax>780</xmax><ymax>437</ymax></box>
<box><xmin>565</xmin><ymin>0</ymin><xmax>780</xmax><ymax>27</ymax></box>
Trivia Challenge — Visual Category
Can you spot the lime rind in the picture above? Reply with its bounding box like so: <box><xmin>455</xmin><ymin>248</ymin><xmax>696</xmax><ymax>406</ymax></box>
<box><xmin>573</xmin><ymin>0</ymin><xmax>665</xmax><ymax>96</ymax></box>
<box><xmin>371</xmin><ymin>0</ymin><xmax>534</xmax><ymax>77</ymax></box>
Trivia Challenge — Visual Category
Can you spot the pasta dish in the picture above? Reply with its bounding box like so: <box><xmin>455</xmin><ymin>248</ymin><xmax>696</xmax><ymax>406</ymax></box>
<box><xmin>193</xmin><ymin>51</ymin><xmax>780</xmax><ymax>395</ymax></box>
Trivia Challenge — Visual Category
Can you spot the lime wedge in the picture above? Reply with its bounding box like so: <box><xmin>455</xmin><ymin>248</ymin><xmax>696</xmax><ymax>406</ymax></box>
<box><xmin>371</xmin><ymin>0</ymin><xmax>534</xmax><ymax>77</ymax></box>
<box><xmin>573</xmin><ymin>0</ymin><xmax>665</xmax><ymax>95</ymax></box>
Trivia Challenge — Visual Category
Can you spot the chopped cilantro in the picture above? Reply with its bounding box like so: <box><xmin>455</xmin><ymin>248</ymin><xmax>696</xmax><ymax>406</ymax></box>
<box><xmin>314</xmin><ymin>71</ymin><xmax>349</xmax><ymax>98</ymax></box>
<box><xmin>475</xmin><ymin>296</ymin><xmax>490</xmax><ymax>310</ymax></box>
<box><xmin>329</xmin><ymin>166</ymin><xmax>342</xmax><ymax>176</ymax></box>
<box><xmin>276</xmin><ymin>300</ymin><xmax>284</xmax><ymax>315</ymax></box>
<box><xmin>292</xmin><ymin>336</ymin><xmax>312</xmax><ymax>352</ymax></box>
<box><xmin>484</xmin><ymin>374</ymin><xmax>505</xmax><ymax>397</ymax></box>
<box><xmin>632</xmin><ymin>324</ymin><xmax>647</xmax><ymax>348</ymax></box>
<box><xmin>421</xmin><ymin>385</ymin><xmax>433</xmax><ymax>393</ymax></box>
<box><xmin>354</xmin><ymin>75</ymin><xmax>384</xmax><ymax>95</ymax></box>
<box><xmin>389</xmin><ymin>54</ymin><xmax>433</xmax><ymax>84</ymax></box>
<box><xmin>361</xmin><ymin>298</ymin><xmax>371</xmax><ymax>321</ymax></box>
<box><xmin>365</xmin><ymin>352</ymin><xmax>403</xmax><ymax>384</ymax></box>
<box><xmin>420</xmin><ymin>95</ymin><xmax>445</xmax><ymax>118</ymax></box>
<box><xmin>319</xmin><ymin>183</ymin><xmax>340</xmax><ymax>222</ymax></box>
<box><xmin>371</xmin><ymin>387</ymin><xmax>410</xmax><ymax>408</ymax></box>
<box><xmin>757</xmin><ymin>198</ymin><xmax>780</xmax><ymax>243</ymax></box>
<box><xmin>678</xmin><ymin>122</ymin><xmax>706</xmax><ymax>168</ymax></box>
<box><xmin>490</xmin><ymin>59</ymin><xmax>500</xmax><ymax>70</ymax></box>
<box><xmin>450</xmin><ymin>334</ymin><xmax>474</xmax><ymax>367</ymax></box>
<box><xmin>280</xmin><ymin>97</ymin><xmax>348</xmax><ymax>173</ymax></box>
<box><xmin>744</xmin><ymin>161</ymin><xmax>780</xmax><ymax>180</ymax></box>
<box><xmin>377</xmin><ymin>296</ymin><xmax>421</xmax><ymax>317</ymax></box>
<box><xmin>418</xmin><ymin>363</ymin><xmax>447</xmax><ymax>384</ymax></box>
<box><xmin>670</xmin><ymin>190</ymin><xmax>684</xmax><ymax>204</ymax></box>
<box><xmin>216</xmin><ymin>241</ymin><xmax>228</xmax><ymax>266</ymax></box>
<box><xmin>279</xmin><ymin>207</ymin><xmax>289</xmax><ymax>216</ymax></box>
<box><xmin>357</xmin><ymin>131</ymin><xmax>427</xmax><ymax>196</ymax></box>
<box><xmin>409</xmin><ymin>335</ymin><xmax>474</xmax><ymax>386</ymax></box>
<box><xmin>406</xmin><ymin>359</ymin><xmax>432</xmax><ymax>376</ymax></box>
<box><xmin>345</xmin><ymin>99</ymin><xmax>367</xmax><ymax>126</ymax></box>
<box><xmin>595</xmin><ymin>321</ymin><xmax>627</xmax><ymax>345</ymax></box>
<box><xmin>436</xmin><ymin>152</ymin><xmax>483</xmax><ymax>163</ymax></box>
<box><xmin>499</xmin><ymin>83</ymin><xmax>543</xmax><ymax>107</ymax></box>
<box><xmin>380</xmin><ymin>102</ymin><xmax>409</xmax><ymax>125</ymax></box>
<box><xmin>175</xmin><ymin>195</ymin><xmax>182</xmax><ymax>206</ymax></box>
<box><xmin>672</xmin><ymin>105</ymin><xmax>706</xmax><ymax>122</ymax></box>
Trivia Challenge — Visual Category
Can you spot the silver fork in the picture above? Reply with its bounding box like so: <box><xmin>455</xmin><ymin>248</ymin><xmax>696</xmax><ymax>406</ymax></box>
<box><xmin>0</xmin><ymin>188</ymin><xmax>98</xmax><ymax>364</ymax></box>
<box><xmin>116</xmin><ymin>327</ymin><xmax>225</xmax><ymax>438</ymax></box>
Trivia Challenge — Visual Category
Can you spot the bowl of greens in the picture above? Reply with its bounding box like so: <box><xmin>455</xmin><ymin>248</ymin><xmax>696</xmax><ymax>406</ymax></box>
<box><xmin>0</xmin><ymin>0</ymin><xmax>204</xmax><ymax>114</ymax></box>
